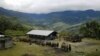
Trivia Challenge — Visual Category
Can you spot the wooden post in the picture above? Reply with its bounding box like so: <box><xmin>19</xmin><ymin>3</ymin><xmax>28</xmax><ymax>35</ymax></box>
<box><xmin>29</xmin><ymin>39</ymin><xmax>32</xmax><ymax>45</ymax></box>
<box><xmin>68</xmin><ymin>44</ymin><xmax>71</xmax><ymax>52</ymax></box>
<box><xmin>29</xmin><ymin>35</ymin><xmax>32</xmax><ymax>45</ymax></box>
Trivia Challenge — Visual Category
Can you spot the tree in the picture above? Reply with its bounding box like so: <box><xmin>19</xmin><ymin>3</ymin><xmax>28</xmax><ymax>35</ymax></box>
<box><xmin>0</xmin><ymin>16</ymin><xmax>11</xmax><ymax>32</ymax></box>
<box><xmin>79</xmin><ymin>20</ymin><xmax>100</xmax><ymax>39</ymax></box>
<box><xmin>0</xmin><ymin>15</ymin><xmax>28</xmax><ymax>35</ymax></box>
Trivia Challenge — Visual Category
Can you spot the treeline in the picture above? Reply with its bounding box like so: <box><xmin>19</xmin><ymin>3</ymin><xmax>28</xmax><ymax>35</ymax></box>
<box><xmin>79</xmin><ymin>20</ymin><xmax>100</xmax><ymax>39</ymax></box>
<box><xmin>0</xmin><ymin>15</ymin><xmax>29</xmax><ymax>36</ymax></box>
<box><xmin>62</xmin><ymin>20</ymin><xmax>100</xmax><ymax>40</ymax></box>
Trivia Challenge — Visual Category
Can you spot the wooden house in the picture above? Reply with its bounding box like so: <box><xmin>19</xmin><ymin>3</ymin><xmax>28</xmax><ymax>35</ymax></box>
<box><xmin>0</xmin><ymin>35</ymin><xmax>13</xmax><ymax>49</ymax></box>
<box><xmin>27</xmin><ymin>30</ymin><xmax>57</xmax><ymax>40</ymax></box>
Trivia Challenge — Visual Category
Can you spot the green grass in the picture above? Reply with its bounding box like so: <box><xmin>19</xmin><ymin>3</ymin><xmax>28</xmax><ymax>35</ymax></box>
<box><xmin>0</xmin><ymin>39</ymin><xmax>100</xmax><ymax>56</ymax></box>
<box><xmin>0</xmin><ymin>42</ymin><xmax>57</xmax><ymax>56</ymax></box>
<box><xmin>5</xmin><ymin>30</ymin><xmax>27</xmax><ymax>36</ymax></box>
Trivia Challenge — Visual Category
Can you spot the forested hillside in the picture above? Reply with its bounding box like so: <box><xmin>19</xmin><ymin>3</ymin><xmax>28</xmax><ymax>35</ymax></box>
<box><xmin>0</xmin><ymin>7</ymin><xmax>100</xmax><ymax>25</ymax></box>
<box><xmin>0</xmin><ymin>7</ymin><xmax>100</xmax><ymax>38</ymax></box>
<box><xmin>0</xmin><ymin>15</ymin><xmax>29</xmax><ymax>36</ymax></box>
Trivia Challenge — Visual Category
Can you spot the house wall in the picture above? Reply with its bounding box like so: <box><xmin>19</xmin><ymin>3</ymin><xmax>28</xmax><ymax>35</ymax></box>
<box><xmin>29</xmin><ymin>35</ymin><xmax>47</xmax><ymax>40</ymax></box>
<box><xmin>47</xmin><ymin>32</ymin><xmax>57</xmax><ymax>40</ymax></box>
<box><xmin>0</xmin><ymin>43</ymin><xmax>3</xmax><ymax>49</ymax></box>
<box><xmin>5</xmin><ymin>40</ymin><xmax>13</xmax><ymax>48</ymax></box>
<box><xmin>0</xmin><ymin>40</ymin><xmax>5</xmax><ymax>49</ymax></box>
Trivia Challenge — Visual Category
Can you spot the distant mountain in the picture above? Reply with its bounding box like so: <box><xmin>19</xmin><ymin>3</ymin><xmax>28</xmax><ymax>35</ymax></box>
<box><xmin>0</xmin><ymin>7</ymin><xmax>100</xmax><ymax>25</ymax></box>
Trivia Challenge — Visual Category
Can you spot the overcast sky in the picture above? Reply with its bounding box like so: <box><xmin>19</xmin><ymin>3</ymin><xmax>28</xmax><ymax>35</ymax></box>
<box><xmin>0</xmin><ymin>0</ymin><xmax>100</xmax><ymax>14</ymax></box>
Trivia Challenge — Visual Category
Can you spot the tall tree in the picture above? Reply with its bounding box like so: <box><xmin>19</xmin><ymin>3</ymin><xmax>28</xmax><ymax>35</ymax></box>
<box><xmin>80</xmin><ymin>20</ymin><xmax>100</xmax><ymax>39</ymax></box>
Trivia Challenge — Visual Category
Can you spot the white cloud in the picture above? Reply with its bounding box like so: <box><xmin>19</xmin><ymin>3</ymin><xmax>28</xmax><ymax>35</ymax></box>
<box><xmin>0</xmin><ymin>0</ymin><xmax>100</xmax><ymax>14</ymax></box>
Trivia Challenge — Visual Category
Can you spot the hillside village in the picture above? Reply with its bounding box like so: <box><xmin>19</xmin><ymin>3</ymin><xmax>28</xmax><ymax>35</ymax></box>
<box><xmin>0</xmin><ymin>0</ymin><xmax>100</xmax><ymax>55</ymax></box>
<box><xmin>0</xmin><ymin>15</ymin><xmax>100</xmax><ymax>56</ymax></box>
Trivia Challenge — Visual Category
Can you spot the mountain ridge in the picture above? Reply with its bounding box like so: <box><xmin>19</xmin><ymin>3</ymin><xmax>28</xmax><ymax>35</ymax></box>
<box><xmin>0</xmin><ymin>7</ymin><xmax>100</xmax><ymax>25</ymax></box>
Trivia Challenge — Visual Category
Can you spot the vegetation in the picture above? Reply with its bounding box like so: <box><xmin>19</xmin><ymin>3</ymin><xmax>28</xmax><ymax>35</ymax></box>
<box><xmin>0</xmin><ymin>15</ymin><xmax>29</xmax><ymax>36</ymax></box>
<box><xmin>79</xmin><ymin>20</ymin><xmax>100</xmax><ymax>39</ymax></box>
<box><xmin>0</xmin><ymin>15</ymin><xmax>100</xmax><ymax>56</ymax></box>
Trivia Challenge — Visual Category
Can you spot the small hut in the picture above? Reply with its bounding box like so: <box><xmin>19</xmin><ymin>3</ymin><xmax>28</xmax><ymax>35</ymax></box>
<box><xmin>0</xmin><ymin>35</ymin><xmax>13</xmax><ymax>49</ymax></box>
<box><xmin>27</xmin><ymin>30</ymin><xmax>57</xmax><ymax>40</ymax></box>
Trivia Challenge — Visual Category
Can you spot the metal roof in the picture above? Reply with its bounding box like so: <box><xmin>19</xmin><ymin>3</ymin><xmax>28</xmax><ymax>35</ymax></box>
<box><xmin>27</xmin><ymin>30</ymin><xmax>54</xmax><ymax>36</ymax></box>
<box><xmin>0</xmin><ymin>35</ymin><xmax>5</xmax><ymax>37</ymax></box>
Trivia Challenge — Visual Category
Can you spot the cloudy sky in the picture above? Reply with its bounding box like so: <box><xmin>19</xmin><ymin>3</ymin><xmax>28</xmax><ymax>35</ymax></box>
<box><xmin>0</xmin><ymin>0</ymin><xmax>100</xmax><ymax>14</ymax></box>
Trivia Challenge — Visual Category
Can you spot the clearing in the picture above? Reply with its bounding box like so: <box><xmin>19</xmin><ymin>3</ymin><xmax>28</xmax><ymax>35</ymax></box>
<box><xmin>0</xmin><ymin>38</ymin><xmax>100</xmax><ymax>56</ymax></box>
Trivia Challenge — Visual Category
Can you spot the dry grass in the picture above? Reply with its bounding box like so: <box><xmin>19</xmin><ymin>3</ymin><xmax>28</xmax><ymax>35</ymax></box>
<box><xmin>0</xmin><ymin>38</ymin><xmax>100</xmax><ymax>56</ymax></box>
<box><xmin>66</xmin><ymin>38</ymin><xmax>100</xmax><ymax>56</ymax></box>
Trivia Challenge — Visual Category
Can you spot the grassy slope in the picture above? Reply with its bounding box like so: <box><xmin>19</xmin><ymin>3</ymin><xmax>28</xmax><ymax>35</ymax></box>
<box><xmin>67</xmin><ymin>38</ymin><xmax>100</xmax><ymax>56</ymax></box>
<box><xmin>0</xmin><ymin>39</ymin><xmax>100</xmax><ymax>56</ymax></box>
<box><xmin>0</xmin><ymin>42</ymin><xmax>57</xmax><ymax>56</ymax></box>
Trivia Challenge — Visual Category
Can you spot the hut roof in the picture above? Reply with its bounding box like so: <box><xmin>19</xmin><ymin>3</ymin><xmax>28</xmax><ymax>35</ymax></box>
<box><xmin>27</xmin><ymin>30</ymin><xmax>54</xmax><ymax>36</ymax></box>
<box><xmin>0</xmin><ymin>35</ymin><xmax>5</xmax><ymax>37</ymax></box>
<box><xmin>0</xmin><ymin>35</ymin><xmax>12</xmax><ymax>40</ymax></box>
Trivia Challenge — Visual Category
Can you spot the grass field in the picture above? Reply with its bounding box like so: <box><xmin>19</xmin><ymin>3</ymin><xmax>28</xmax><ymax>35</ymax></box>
<box><xmin>0</xmin><ymin>38</ymin><xmax>100</xmax><ymax>56</ymax></box>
